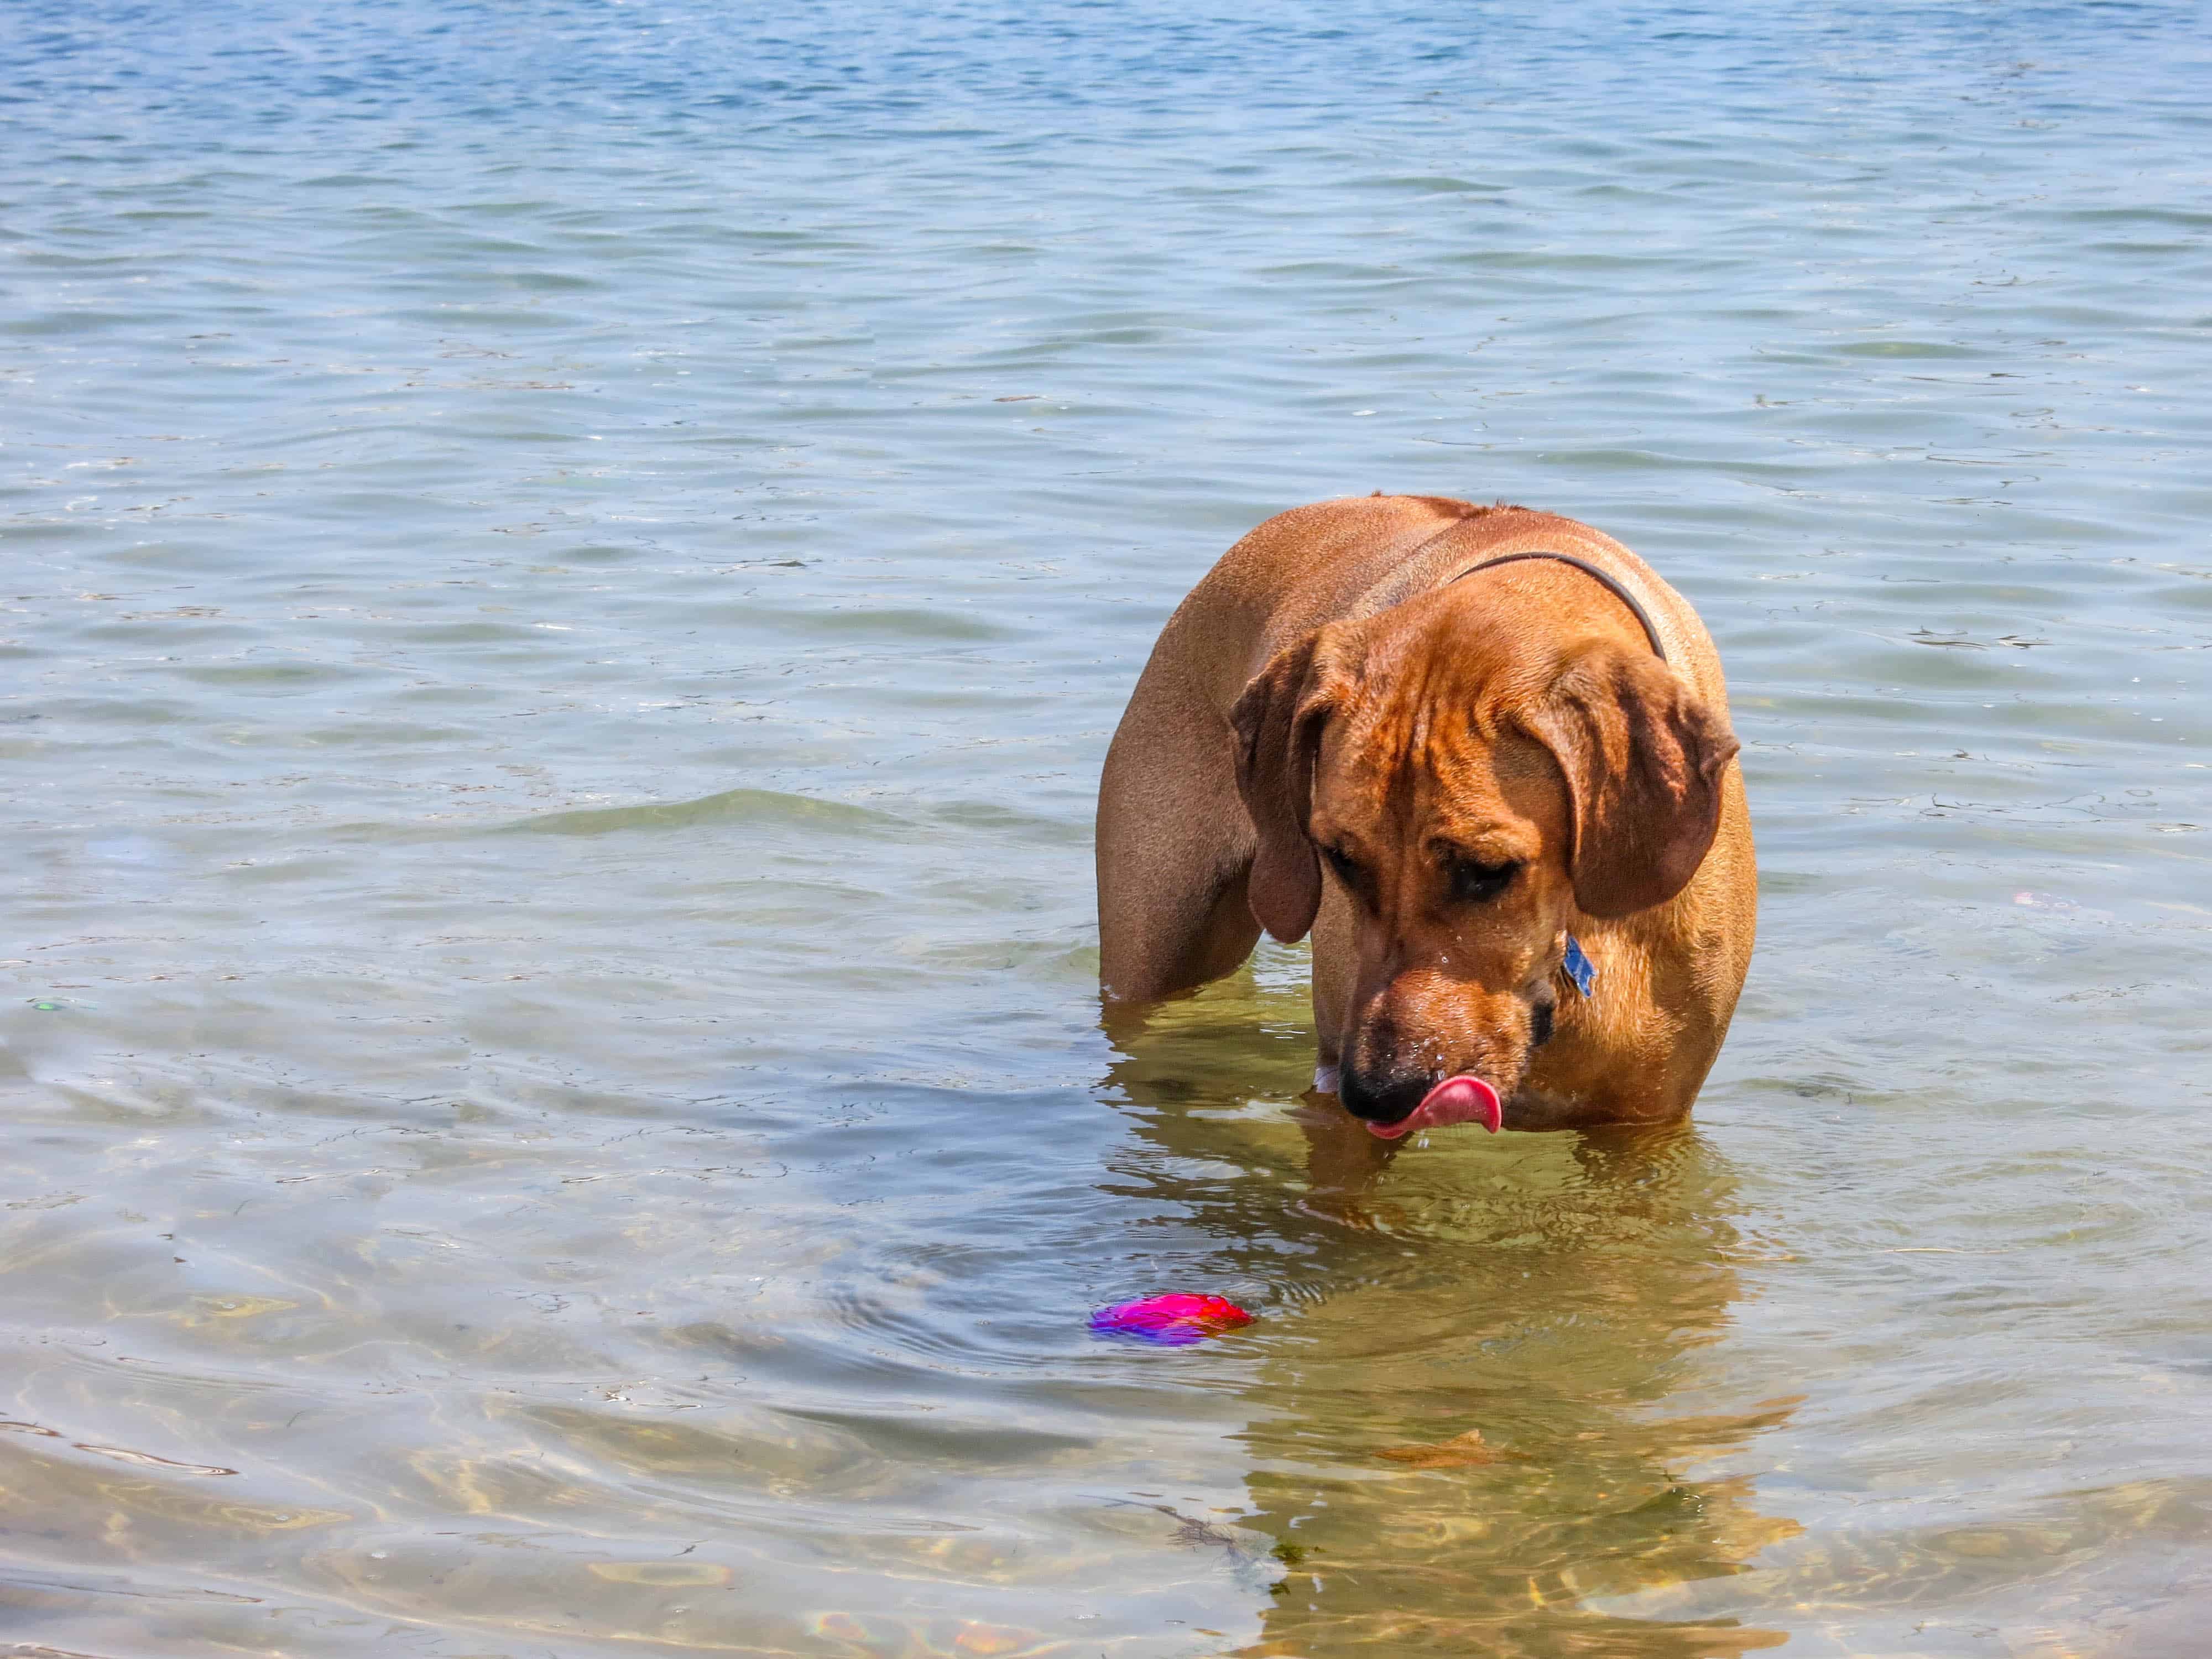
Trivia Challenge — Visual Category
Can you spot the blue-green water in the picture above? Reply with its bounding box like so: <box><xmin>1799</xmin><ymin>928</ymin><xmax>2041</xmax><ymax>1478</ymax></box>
<box><xmin>6</xmin><ymin>3</ymin><xmax>2211</xmax><ymax>1654</ymax></box>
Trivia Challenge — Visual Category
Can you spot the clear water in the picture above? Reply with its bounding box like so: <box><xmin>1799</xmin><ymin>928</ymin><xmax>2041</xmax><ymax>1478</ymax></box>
<box><xmin>6</xmin><ymin>2</ymin><xmax>2211</xmax><ymax>1654</ymax></box>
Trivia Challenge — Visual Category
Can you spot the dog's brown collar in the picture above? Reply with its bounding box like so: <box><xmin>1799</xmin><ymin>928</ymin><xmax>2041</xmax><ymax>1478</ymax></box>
<box><xmin>1442</xmin><ymin>550</ymin><xmax>1668</xmax><ymax>664</ymax></box>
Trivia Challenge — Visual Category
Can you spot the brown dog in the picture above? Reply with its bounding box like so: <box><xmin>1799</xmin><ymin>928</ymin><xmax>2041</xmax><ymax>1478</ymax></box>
<box><xmin>1097</xmin><ymin>494</ymin><xmax>1755</xmax><ymax>1136</ymax></box>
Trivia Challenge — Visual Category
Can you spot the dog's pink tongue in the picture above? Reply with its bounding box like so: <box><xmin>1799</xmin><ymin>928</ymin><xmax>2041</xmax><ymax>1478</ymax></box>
<box><xmin>1365</xmin><ymin>1075</ymin><xmax>1503</xmax><ymax>1140</ymax></box>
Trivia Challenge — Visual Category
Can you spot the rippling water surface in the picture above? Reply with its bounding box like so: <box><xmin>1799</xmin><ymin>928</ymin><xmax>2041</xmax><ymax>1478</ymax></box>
<box><xmin>6</xmin><ymin>2</ymin><xmax>2212</xmax><ymax>1654</ymax></box>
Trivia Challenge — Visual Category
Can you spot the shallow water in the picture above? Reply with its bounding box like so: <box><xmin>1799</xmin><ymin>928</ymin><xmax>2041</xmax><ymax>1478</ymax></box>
<box><xmin>6</xmin><ymin>1</ymin><xmax>2212</xmax><ymax>1654</ymax></box>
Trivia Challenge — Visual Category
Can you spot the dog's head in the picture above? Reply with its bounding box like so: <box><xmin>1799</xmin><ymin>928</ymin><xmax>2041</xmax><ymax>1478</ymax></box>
<box><xmin>1230</xmin><ymin>586</ymin><xmax>1738</xmax><ymax>1136</ymax></box>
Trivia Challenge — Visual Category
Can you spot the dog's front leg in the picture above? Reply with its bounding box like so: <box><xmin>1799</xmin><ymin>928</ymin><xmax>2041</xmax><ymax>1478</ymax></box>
<box><xmin>1307</xmin><ymin>880</ymin><xmax>1357</xmax><ymax>1094</ymax></box>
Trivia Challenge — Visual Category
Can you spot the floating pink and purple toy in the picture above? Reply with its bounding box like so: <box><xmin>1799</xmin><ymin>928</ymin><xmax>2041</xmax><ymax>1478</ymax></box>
<box><xmin>1089</xmin><ymin>1293</ymin><xmax>1254</xmax><ymax>1346</ymax></box>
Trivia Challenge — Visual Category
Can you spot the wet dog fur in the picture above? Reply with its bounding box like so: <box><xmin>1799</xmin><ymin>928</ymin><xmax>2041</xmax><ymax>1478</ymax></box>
<box><xmin>1095</xmin><ymin>494</ymin><xmax>1755</xmax><ymax>1132</ymax></box>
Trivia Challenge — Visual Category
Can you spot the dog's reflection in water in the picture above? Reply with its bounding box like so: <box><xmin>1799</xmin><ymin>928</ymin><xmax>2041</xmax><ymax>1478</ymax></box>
<box><xmin>1098</xmin><ymin>994</ymin><xmax>1799</xmax><ymax>1657</ymax></box>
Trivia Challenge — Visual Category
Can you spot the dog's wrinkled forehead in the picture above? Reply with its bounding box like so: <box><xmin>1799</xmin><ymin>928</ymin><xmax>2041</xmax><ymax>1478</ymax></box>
<box><xmin>1345</xmin><ymin>593</ymin><xmax>1559</xmax><ymax>713</ymax></box>
<box><xmin>1319</xmin><ymin>613</ymin><xmax>1548</xmax><ymax>770</ymax></box>
<box><xmin>1308</xmin><ymin>606</ymin><xmax>1578</xmax><ymax>855</ymax></box>
<box><xmin>1316</xmin><ymin>667</ymin><xmax>1557</xmax><ymax>846</ymax></box>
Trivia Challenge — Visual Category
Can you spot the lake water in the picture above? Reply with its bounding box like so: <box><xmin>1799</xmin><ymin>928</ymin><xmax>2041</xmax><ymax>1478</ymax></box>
<box><xmin>6</xmin><ymin>2</ymin><xmax>2212</xmax><ymax>1654</ymax></box>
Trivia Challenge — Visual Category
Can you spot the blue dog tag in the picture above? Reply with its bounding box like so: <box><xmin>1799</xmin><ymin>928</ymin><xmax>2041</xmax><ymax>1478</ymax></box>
<box><xmin>1563</xmin><ymin>934</ymin><xmax>1598</xmax><ymax>998</ymax></box>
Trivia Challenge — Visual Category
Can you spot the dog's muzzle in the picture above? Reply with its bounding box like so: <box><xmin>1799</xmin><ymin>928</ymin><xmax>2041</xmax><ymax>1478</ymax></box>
<box><xmin>1340</xmin><ymin>1070</ymin><xmax>1503</xmax><ymax>1140</ymax></box>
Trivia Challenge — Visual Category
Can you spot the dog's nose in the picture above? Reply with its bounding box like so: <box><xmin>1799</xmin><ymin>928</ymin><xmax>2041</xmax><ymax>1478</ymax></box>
<box><xmin>1338</xmin><ymin>1065</ymin><xmax>1432</xmax><ymax>1126</ymax></box>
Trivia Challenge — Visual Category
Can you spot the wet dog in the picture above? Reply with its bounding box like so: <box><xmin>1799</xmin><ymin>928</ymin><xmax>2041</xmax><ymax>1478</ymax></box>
<box><xmin>1097</xmin><ymin>494</ymin><xmax>1755</xmax><ymax>1135</ymax></box>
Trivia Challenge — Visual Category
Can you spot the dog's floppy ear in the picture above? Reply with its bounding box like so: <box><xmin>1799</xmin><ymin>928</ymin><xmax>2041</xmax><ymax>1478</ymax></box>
<box><xmin>1231</xmin><ymin>629</ymin><xmax>1347</xmax><ymax>943</ymax></box>
<box><xmin>1518</xmin><ymin>643</ymin><xmax>1740</xmax><ymax>919</ymax></box>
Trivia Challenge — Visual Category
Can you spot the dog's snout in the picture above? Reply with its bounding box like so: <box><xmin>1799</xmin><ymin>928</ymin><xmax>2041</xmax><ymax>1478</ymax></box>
<box><xmin>1338</xmin><ymin>1065</ymin><xmax>1432</xmax><ymax>1126</ymax></box>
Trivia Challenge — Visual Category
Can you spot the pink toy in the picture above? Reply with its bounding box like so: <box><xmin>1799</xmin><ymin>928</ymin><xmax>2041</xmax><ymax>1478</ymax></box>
<box><xmin>1089</xmin><ymin>1293</ymin><xmax>1254</xmax><ymax>1345</ymax></box>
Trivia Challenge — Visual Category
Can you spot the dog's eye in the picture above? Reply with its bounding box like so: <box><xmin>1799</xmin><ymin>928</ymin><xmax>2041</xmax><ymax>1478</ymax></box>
<box><xmin>1321</xmin><ymin>843</ymin><xmax>1361</xmax><ymax>886</ymax></box>
<box><xmin>1447</xmin><ymin>855</ymin><xmax>1519</xmax><ymax>905</ymax></box>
